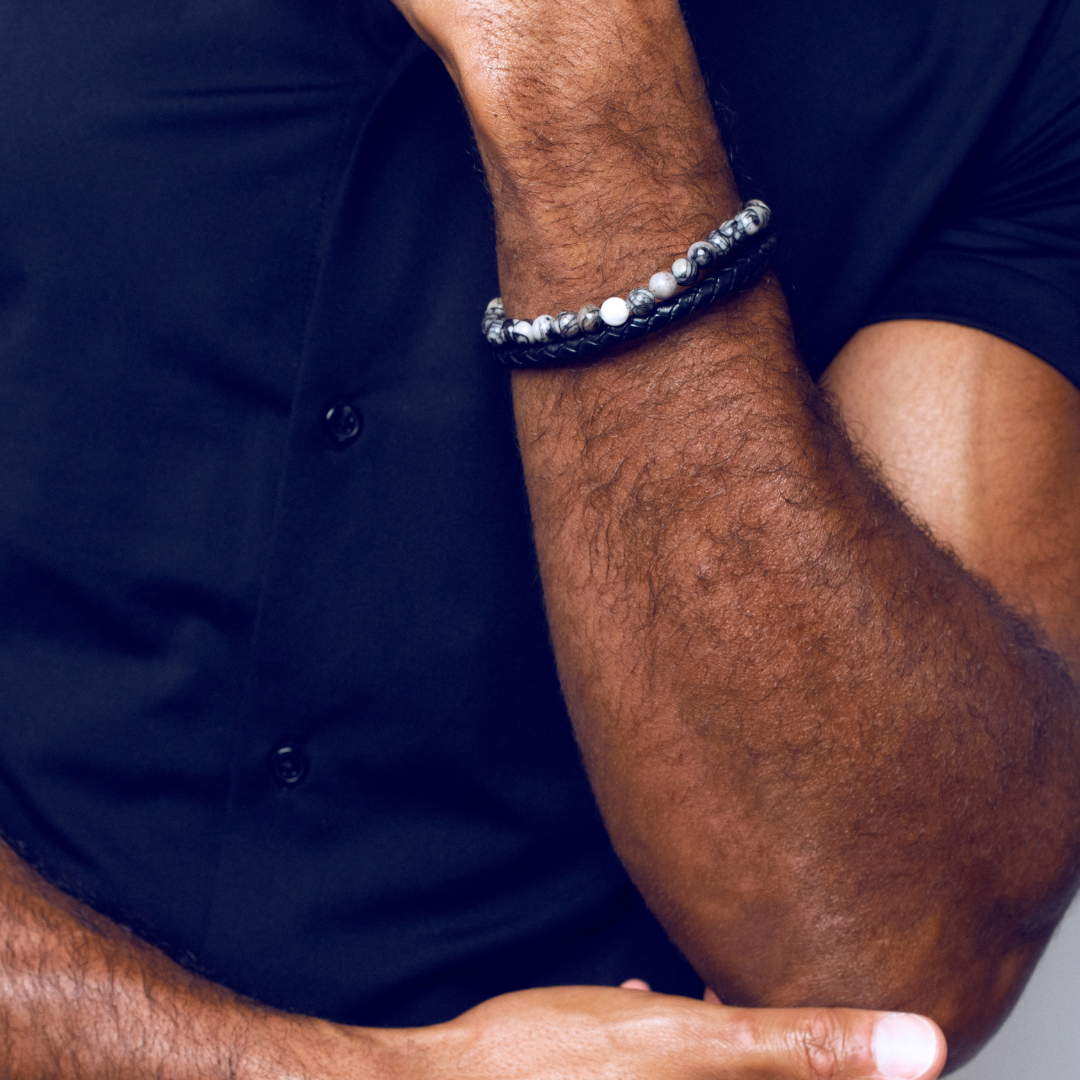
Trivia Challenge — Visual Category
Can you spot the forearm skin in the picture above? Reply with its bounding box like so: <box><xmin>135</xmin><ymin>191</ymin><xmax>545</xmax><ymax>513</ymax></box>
<box><xmin>0</xmin><ymin>838</ymin><xmax>388</xmax><ymax>1078</ymax></box>
<box><xmin>0</xmin><ymin>838</ymin><xmax>946</xmax><ymax>1080</ymax></box>
<box><xmin>413</xmin><ymin>0</ymin><xmax>1080</xmax><ymax>1063</ymax></box>
<box><xmin>519</xmin><ymin>307</ymin><xmax>1079</xmax><ymax>1061</ymax></box>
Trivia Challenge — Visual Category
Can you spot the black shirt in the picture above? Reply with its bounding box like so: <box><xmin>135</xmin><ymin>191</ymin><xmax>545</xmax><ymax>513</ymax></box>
<box><xmin>0</xmin><ymin>0</ymin><xmax>1077</xmax><ymax>1027</ymax></box>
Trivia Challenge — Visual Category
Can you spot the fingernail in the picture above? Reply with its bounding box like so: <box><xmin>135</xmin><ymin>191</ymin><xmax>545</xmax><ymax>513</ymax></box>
<box><xmin>872</xmin><ymin>1014</ymin><xmax>939</xmax><ymax>1079</ymax></box>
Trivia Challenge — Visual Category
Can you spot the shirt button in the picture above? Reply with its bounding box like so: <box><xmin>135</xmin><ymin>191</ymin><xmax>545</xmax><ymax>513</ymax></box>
<box><xmin>271</xmin><ymin>743</ymin><xmax>310</xmax><ymax>787</ymax></box>
<box><xmin>325</xmin><ymin>400</ymin><xmax>363</xmax><ymax>446</ymax></box>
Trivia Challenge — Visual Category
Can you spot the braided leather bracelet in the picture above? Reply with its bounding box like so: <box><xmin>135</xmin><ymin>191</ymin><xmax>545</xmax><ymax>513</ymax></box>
<box><xmin>494</xmin><ymin>233</ymin><xmax>776</xmax><ymax>368</ymax></box>
<box><xmin>484</xmin><ymin>201</ymin><xmax>774</xmax><ymax>369</ymax></box>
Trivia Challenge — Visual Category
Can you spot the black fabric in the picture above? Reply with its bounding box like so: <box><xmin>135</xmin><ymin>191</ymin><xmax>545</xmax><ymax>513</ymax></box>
<box><xmin>687</xmin><ymin>0</ymin><xmax>1080</xmax><ymax>386</ymax></box>
<box><xmin>0</xmin><ymin>0</ymin><xmax>1076</xmax><ymax>1028</ymax></box>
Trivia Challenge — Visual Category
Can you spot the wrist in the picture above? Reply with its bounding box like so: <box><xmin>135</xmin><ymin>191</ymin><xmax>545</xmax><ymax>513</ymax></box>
<box><xmin>392</xmin><ymin>0</ymin><xmax>744</xmax><ymax>314</ymax></box>
<box><xmin>343</xmin><ymin>1018</ymin><xmax>457</xmax><ymax>1080</ymax></box>
<box><xmin>421</xmin><ymin>0</ymin><xmax>688</xmax><ymax>103</ymax></box>
<box><xmin>240</xmin><ymin>1010</ymin><xmax>406</xmax><ymax>1080</ymax></box>
<box><xmin>421</xmin><ymin>2</ymin><xmax>741</xmax><ymax>312</ymax></box>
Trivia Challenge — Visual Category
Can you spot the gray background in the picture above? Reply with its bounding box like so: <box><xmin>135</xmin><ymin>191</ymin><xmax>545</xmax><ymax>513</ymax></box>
<box><xmin>952</xmin><ymin>896</ymin><xmax>1080</xmax><ymax>1078</ymax></box>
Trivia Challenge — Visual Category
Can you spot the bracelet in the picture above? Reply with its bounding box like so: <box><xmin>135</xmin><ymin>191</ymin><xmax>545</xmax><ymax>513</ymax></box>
<box><xmin>493</xmin><ymin>233</ymin><xmax>776</xmax><ymax>368</ymax></box>
<box><xmin>482</xmin><ymin>200</ymin><xmax>773</xmax><ymax>369</ymax></box>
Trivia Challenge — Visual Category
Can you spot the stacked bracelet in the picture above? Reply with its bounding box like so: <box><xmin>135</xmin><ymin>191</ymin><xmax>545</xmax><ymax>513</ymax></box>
<box><xmin>482</xmin><ymin>200</ymin><xmax>773</xmax><ymax>368</ymax></box>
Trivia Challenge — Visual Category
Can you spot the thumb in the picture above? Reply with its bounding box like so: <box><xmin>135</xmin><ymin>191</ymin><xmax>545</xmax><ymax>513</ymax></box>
<box><xmin>712</xmin><ymin>1005</ymin><xmax>946</xmax><ymax>1080</ymax></box>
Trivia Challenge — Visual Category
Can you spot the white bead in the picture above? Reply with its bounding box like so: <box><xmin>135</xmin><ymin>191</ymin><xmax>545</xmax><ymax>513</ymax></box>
<box><xmin>672</xmin><ymin>257</ymin><xmax>696</xmax><ymax>286</ymax></box>
<box><xmin>649</xmin><ymin>271</ymin><xmax>678</xmax><ymax>300</ymax></box>
<box><xmin>599</xmin><ymin>297</ymin><xmax>630</xmax><ymax>327</ymax></box>
<box><xmin>485</xmin><ymin>296</ymin><xmax>504</xmax><ymax>315</ymax></box>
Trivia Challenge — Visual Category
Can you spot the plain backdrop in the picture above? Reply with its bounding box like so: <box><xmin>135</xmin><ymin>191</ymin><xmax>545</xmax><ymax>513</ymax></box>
<box><xmin>952</xmin><ymin>895</ymin><xmax>1080</xmax><ymax>1078</ymax></box>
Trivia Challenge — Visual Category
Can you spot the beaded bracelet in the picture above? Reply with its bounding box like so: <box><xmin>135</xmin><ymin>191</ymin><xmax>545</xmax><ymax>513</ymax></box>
<box><xmin>483</xmin><ymin>200</ymin><xmax>772</xmax><ymax>368</ymax></box>
<box><xmin>494</xmin><ymin>232</ymin><xmax>777</xmax><ymax>368</ymax></box>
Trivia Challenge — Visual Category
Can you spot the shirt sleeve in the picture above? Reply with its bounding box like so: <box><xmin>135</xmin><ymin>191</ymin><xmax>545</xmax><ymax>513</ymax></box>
<box><xmin>861</xmin><ymin>0</ymin><xmax>1080</xmax><ymax>388</ymax></box>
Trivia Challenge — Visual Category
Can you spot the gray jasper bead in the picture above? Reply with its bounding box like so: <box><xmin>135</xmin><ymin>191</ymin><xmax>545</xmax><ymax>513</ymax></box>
<box><xmin>578</xmin><ymin>304</ymin><xmax>602</xmax><ymax>332</ymax></box>
<box><xmin>734</xmin><ymin>208</ymin><xmax>761</xmax><ymax>235</ymax></box>
<box><xmin>481</xmin><ymin>297</ymin><xmax>506</xmax><ymax>341</ymax></box>
<box><xmin>716</xmin><ymin>218</ymin><xmax>740</xmax><ymax>243</ymax></box>
<box><xmin>649</xmin><ymin>270</ymin><xmax>678</xmax><ymax>300</ymax></box>
<box><xmin>555</xmin><ymin>310</ymin><xmax>580</xmax><ymax>337</ymax></box>
<box><xmin>743</xmin><ymin>199</ymin><xmax>770</xmax><ymax>230</ymax></box>
<box><xmin>688</xmin><ymin>241</ymin><xmax>716</xmax><ymax>268</ymax></box>
<box><xmin>626</xmin><ymin>288</ymin><xmax>656</xmax><ymax>316</ymax></box>
<box><xmin>672</xmin><ymin>257</ymin><xmax>697</xmax><ymax>286</ymax></box>
<box><xmin>532</xmin><ymin>314</ymin><xmax>557</xmax><ymax>342</ymax></box>
<box><xmin>508</xmin><ymin>319</ymin><xmax>535</xmax><ymax>345</ymax></box>
<box><xmin>706</xmin><ymin>229</ymin><xmax>733</xmax><ymax>256</ymax></box>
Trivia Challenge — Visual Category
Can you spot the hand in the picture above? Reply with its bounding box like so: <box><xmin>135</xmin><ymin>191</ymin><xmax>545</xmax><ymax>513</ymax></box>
<box><xmin>393</xmin><ymin>984</ymin><xmax>946</xmax><ymax>1080</ymax></box>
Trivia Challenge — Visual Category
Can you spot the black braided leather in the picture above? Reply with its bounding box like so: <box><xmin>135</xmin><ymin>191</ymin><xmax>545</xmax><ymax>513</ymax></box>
<box><xmin>494</xmin><ymin>232</ymin><xmax>777</xmax><ymax>369</ymax></box>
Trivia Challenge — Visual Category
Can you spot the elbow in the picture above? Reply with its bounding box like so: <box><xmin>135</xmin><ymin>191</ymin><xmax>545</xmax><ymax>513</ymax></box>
<box><xmin>686</xmin><ymin>884</ymin><xmax>1077</xmax><ymax>1073</ymax></box>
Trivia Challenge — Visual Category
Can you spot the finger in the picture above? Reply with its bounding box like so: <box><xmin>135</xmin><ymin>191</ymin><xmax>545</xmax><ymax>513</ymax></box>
<box><xmin>712</xmin><ymin>1005</ymin><xmax>946</xmax><ymax>1080</ymax></box>
<box><xmin>619</xmin><ymin>978</ymin><xmax>651</xmax><ymax>991</ymax></box>
<box><xmin>870</xmin><ymin>1014</ymin><xmax>947</xmax><ymax>1080</ymax></box>
<box><xmin>703</xmin><ymin>986</ymin><xmax>723</xmax><ymax>1005</ymax></box>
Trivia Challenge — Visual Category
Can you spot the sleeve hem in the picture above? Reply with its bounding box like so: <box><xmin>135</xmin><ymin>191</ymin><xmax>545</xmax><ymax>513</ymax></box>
<box><xmin>858</xmin><ymin>249</ymin><xmax>1080</xmax><ymax>390</ymax></box>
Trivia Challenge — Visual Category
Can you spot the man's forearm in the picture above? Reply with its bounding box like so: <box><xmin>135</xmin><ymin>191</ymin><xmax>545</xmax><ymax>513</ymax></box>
<box><xmin>516</xmin><ymin>283</ymin><xmax>1079</xmax><ymax>1057</ymax></box>
<box><xmin>0</xmin><ymin>839</ymin><xmax>386</xmax><ymax>1078</ymax></box>
<box><xmin>0</xmin><ymin>840</ymin><xmax>942</xmax><ymax>1080</ymax></box>
<box><xmin>405</xmin><ymin>0</ymin><xmax>1080</xmax><ymax>1062</ymax></box>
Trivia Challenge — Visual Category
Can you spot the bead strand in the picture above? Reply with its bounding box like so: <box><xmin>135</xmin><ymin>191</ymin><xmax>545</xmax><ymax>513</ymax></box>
<box><xmin>483</xmin><ymin>200</ymin><xmax>770</xmax><ymax>346</ymax></box>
